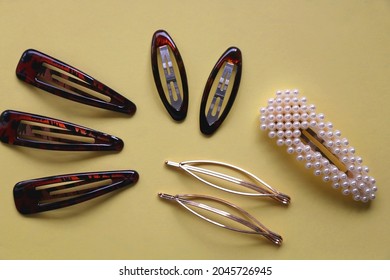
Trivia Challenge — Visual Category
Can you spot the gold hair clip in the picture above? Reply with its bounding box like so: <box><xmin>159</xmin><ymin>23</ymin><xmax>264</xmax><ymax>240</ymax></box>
<box><xmin>158</xmin><ymin>193</ymin><xmax>283</xmax><ymax>245</ymax></box>
<box><xmin>259</xmin><ymin>89</ymin><xmax>377</xmax><ymax>202</ymax></box>
<box><xmin>165</xmin><ymin>160</ymin><xmax>290</xmax><ymax>205</ymax></box>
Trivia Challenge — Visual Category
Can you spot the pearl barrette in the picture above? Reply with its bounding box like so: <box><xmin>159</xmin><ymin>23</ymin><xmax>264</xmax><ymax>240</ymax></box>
<box><xmin>259</xmin><ymin>89</ymin><xmax>377</xmax><ymax>203</ymax></box>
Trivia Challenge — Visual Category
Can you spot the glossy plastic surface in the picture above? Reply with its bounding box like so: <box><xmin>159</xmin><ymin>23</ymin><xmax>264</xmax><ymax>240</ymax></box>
<box><xmin>0</xmin><ymin>110</ymin><xmax>123</xmax><ymax>151</ymax></box>
<box><xmin>151</xmin><ymin>30</ymin><xmax>188</xmax><ymax>121</ymax></box>
<box><xmin>14</xmin><ymin>170</ymin><xmax>139</xmax><ymax>214</ymax></box>
<box><xmin>199</xmin><ymin>47</ymin><xmax>242</xmax><ymax>135</ymax></box>
<box><xmin>16</xmin><ymin>49</ymin><xmax>136</xmax><ymax>115</ymax></box>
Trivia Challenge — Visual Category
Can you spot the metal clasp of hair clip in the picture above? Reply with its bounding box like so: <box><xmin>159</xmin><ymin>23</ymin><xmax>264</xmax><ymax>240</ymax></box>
<box><xmin>151</xmin><ymin>30</ymin><xmax>189</xmax><ymax>121</ymax></box>
<box><xmin>165</xmin><ymin>160</ymin><xmax>290</xmax><ymax>205</ymax></box>
<box><xmin>14</xmin><ymin>170</ymin><xmax>139</xmax><ymax>214</ymax></box>
<box><xmin>16</xmin><ymin>49</ymin><xmax>137</xmax><ymax>115</ymax></box>
<box><xmin>259</xmin><ymin>89</ymin><xmax>378</xmax><ymax>202</ymax></box>
<box><xmin>200</xmin><ymin>47</ymin><xmax>242</xmax><ymax>135</ymax></box>
<box><xmin>158</xmin><ymin>193</ymin><xmax>283</xmax><ymax>245</ymax></box>
<box><xmin>0</xmin><ymin>110</ymin><xmax>123</xmax><ymax>151</ymax></box>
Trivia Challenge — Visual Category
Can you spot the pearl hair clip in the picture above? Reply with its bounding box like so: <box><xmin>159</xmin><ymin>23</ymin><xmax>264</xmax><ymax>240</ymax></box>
<box><xmin>259</xmin><ymin>89</ymin><xmax>377</xmax><ymax>202</ymax></box>
<box><xmin>158</xmin><ymin>193</ymin><xmax>283</xmax><ymax>245</ymax></box>
<box><xmin>165</xmin><ymin>160</ymin><xmax>290</xmax><ymax>205</ymax></box>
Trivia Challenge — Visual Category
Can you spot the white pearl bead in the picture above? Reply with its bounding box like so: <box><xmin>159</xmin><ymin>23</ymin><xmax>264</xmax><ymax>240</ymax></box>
<box><xmin>322</xmin><ymin>168</ymin><xmax>330</xmax><ymax>175</ymax></box>
<box><xmin>260</xmin><ymin>107</ymin><xmax>267</xmax><ymax>114</ymax></box>
<box><xmin>268</xmin><ymin>131</ymin><xmax>276</xmax><ymax>138</ymax></box>
<box><xmin>285</xmin><ymin>122</ymin><xmax>293</xmax><ymax>129</ymax></box>
<box><xmin>301</xmin><ymin>121</ymin><xmax>309</xmax><ymax>129</ymax></box>
<box><xmin>305</xmin><ymin>162</ymin><xmax>312</xmax><ymax>169</ymax></box>
<box><xmin>353</xmin><ymin>195</ymin><xmax>361</xmax><ymax>201</ymax></box>
<box><xmin>293</xmin><ymin>129</ymin><xmax>301</xmax><ymax>138</ymax></box>
<box><xmin>314</xmin><ymin>161</ymin><xmax>321</xmax><ymax>169</ymax></box>
<box><xmin>276</xmin><ymin>114</ymin><xmax>284</xmax><ymax>121</ymax></box>
<box><xmin>293</xmin><ymin>138</ymin><xmax>301</xmax><ymax>145</ymax></box>
<box><xmin>293</xmin><ymin>89</ymin><xmax>299</xmax><ymax>95</ymax></box>
<box><xmin>292</xmin><ymin>105</ymin><xmax>300</xmax><ymax>112</ymax></box>
<box><xmin>331</xmin><ymin>175</ymin><xmax>339</xmax><ymax>182</ymax></box>
<box><xmin>361</xmin><ymin>196</ymin><xmax>368</xmax><ymax>203</ymax></box>
<box><xmin>314</xmin><ymin>170</ymin><xmax>321</xmax><ymax>176</ymax></box>
<box><xmin>297</xmin><ymin>155</ymin><xmax>304</xmax><ymax>161</ymax></box>
<box><xmin>287</xmin><ymin>147</ymin><xmax>294</xmax><ymax>154</ymax></box>
<box><xmin>260</xmin><ymin>124</ymin><xmax>267</xmax><ymax>130</ymax></box>
<box><xmin>268</xmin><ymin>123</ymin><xmax>276</xmax><ymax>130</ymax></box>
<box><xmin>276</xmin><ymin>122</ymin><xmax>284</xmax><ymax>130</ymax></box>
<box><xmin>332</xmin><ymin>182</ymin><xmax>340</xmax><ymax>189</ymax></box>
<box><xmin>285</xmin><ymin>139</ymin><xmax>293</xmax><ymax>146</ymax></box>
<box><xmin>292</xmin><ymin>113</ymin><xmax>300</xmax><ymax>121</ymax></box>
<box><xmin>285</xmin><ymin>130</ymin><xmax>293</xmax><ymax>138</ymax></box>
<box><xmin>323</xmin><ymin>176</ymin><xmax>330</xmax><ymax>182</ymax></box>
<box><xmin>268</xmin><ymin>98</ymin><xmax>275</xmax><ymax>105</ymax></box>
<box><xmin>334</xmin><ymin>130</ymin><xmax>341</xmax><ymax>137</ymax></box>
<box><xmin>276</xmin><ymin>139</ymin><xmax>284</xmax><ymax>146</ymax></box>
<box><xmin>284</xmin><ymin>105</ymin><xmax>292</xmax><ymax>112</ymax></box>
<box><xmin>276</xmin><ymin>90</ymin><xmax>282</xmax><ymax>96</ymax></box>
<box><xmin>276</xmin><ymin>130</ymin><xmax>284</xmax><ymax>138</ymax></box>
<box><xmin>317</xmin><ymin>113</ymin><xmax>325</xmax><ymax>120</ymax></box>
<box><xmin>309</xmin><ymin>120</ymin><xmax>317</xmax><ymax>127</ymax></box>
<box><xmin>370</xmin><ymin>193</ymin><xmax>376</xmax><ymax>200</ymax></box>
<box><xmin>309</xmin><ymin>104</ymin><xmax>316</xmax><ymax>111</ymax></box>
<box><xmin>342</xmin><ymin>189</ymin><xmax>350</xmax><ymax>196</ymax></box>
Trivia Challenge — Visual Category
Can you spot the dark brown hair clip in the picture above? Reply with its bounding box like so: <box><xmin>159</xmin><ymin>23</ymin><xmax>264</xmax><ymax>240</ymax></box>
<box><xmin>14</xmin><ymin>170</ymin><xmax>139</xmax><ymax>214</ymax></box>
<box><xmin>200</xmin><ymin>47</ymin><xmax>242</xmax><ymax>135</ymax></box>
<box><xmin>0</xmin><ymin>110</ymin><xmax>123</xmax><ymax>151</ymax></box>
<box><xmin>16</xmin><ymin>49</ymin><xmax>136</xmax><ymax>115</ymax></box>
<box><xmin>151</xmin><ymin>30</ymin><xmax>189</xmax><ymax>121</ymax></box>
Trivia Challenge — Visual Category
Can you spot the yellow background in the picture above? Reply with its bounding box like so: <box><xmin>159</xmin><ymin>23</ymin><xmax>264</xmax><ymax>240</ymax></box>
<box><xmin>0</xmin><ymin>0</ymin><xmax>389</xmax><ymax>260</ymax></box>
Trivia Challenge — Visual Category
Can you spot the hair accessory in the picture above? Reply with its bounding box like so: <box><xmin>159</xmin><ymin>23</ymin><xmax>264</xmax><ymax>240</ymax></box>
<box><xmin>0</xmin><ymin>110</ymin><xmax>123</xmax><ymax>151</ymax></box>
<box><xmin>14</xmin><ymin>170</ymin><xmax>139</xmax><ymax>214</ymax></box>
<box><xmin>16</xmin><ymin>49</ymin><xmax>136</xmax><ymax>115</ymax></box>
<box><xmin>158</xmin><ymin>193</ymin><xmax>282</xmax><ymax>245</ymax></box>
<box><xmin>259</xmin><ymin>89</ymin><xmax>377</xmax><ymax>202</ymax></box>
<box><xmin>200</xmin><ymin>47</ymin><xmax>242</xmax><ymax>135</ymax></box>
<box><xmin>151</xmin><ymin>30</ymin><xmax>188</xmax><ymax>121</ymax></box>
<box><xmin>165</xmin><ymin>160</ymin><xmax>290</xmax><ymax>205</ymax></box>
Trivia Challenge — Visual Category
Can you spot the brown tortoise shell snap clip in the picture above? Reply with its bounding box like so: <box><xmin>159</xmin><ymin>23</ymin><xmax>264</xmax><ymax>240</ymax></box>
<box><xmin>14</xmin><ymin>170</ymin><xmax>139</xmax><ymax>214</ymax></box>
<box><xmin>16</xmin><ymin>49</ymin><xmax>136</xmax><ymax>115</ymax></box>
<box><xmin>151</xmin><ymin>30</ymin><xmax>189</xmax><ymax>121</ymax></box>
<box><xmin>200</xmin><ymin>47</ymin><xmax>242</xmax><ymax>135</ymax></box>
<box><xmin>0</xmin><ymin>110</ymin><xmax>123</xmax><ymax>151</ymax></box>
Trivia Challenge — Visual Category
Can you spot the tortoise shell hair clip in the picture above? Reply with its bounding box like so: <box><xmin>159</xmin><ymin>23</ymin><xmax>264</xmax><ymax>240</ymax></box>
<box><xmin>151</xmin><ymin>30</ymin><xmax>189</xmax><ymax>121</ymax></box>
<box><xmin>14</xmin><ymin>170</ymin><xmax>139</xmax><ymax>214</ymax></box>
<box><xmin>0</xmin><ymin>110</ymin><xmax>123</xmax><ymax>151</ymax></box>
<box><xmin>200</xmin><ymin>47</ymin><xmax>242</xmax><ymax>135</ymax></box>
<box><xmin>16</xmin><ymin>49</ymin><xmax>136</xmax><ymax>115</ymax></box>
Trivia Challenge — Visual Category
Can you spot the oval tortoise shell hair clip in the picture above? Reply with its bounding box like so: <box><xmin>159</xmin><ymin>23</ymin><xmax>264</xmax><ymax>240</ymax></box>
<box><xmin>0</xmin><ymin>110</ymin><xmax>123</xmax><ymax>151</ymax></box>
<box><xmin>14</xmin><ymin>170</ymin><xmax>139</xmax><ymax>214</ymax></box>
<box><xmin>200</xmin><ymin>47</ymin><xmax>242</xmax><ymax>135</ymax></box>
<box><xmin>165</xmin><ymin>160</ymin><xmax>290</xmax><ymax>205</ymax></box>
<box><xmin>16</xmin><ymin>49</ymin><xmax>136</xmax><ymax>115</ymax></box>
<box><xmin>260</xmin><ymin>89</ymin><xmax>377</xmax><ymax>203</ymax></box>
<box><xmin>151</xmin><ymin>30</ymin><xmax>189</xmax><ymax>121</ymax></box>
<box><xmin>158</xmin><ymin>193</ymin><xmax>283</xmax><ymax>245</ymax></box>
